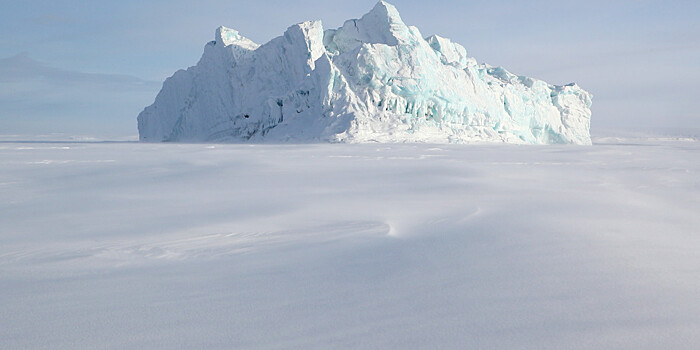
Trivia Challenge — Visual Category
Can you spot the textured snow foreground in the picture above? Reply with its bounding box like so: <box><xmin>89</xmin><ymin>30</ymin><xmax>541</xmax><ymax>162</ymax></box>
<box><xmin>1</xmin><ymin>138</ymin><xmax>699</xmax><ymax>349</ymax></box>
<box><xmin>138</xmin><ymin>1</ymin><xmax>592</xmax><ymax>144</ymax></box>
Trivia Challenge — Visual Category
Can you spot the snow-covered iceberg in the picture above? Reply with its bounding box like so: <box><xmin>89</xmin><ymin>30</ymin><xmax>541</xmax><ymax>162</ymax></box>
<box><xmin>138</xmin><ymin>1</ymin><xmax>592</xmax><ymax>144</ymax></box>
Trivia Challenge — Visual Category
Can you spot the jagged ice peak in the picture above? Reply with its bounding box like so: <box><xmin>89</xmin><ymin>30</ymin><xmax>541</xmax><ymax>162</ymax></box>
<box><xmin>138</xmin><ymin>1</ymin><xmax>592</xmax><ymax>144</ymax></box>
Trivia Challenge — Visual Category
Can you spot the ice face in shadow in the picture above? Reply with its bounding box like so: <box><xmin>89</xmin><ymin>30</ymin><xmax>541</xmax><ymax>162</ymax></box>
<box><xmin>137</xmin><ymin>1</ymin><xmax>592</xmax><ymax>144</ymax></box>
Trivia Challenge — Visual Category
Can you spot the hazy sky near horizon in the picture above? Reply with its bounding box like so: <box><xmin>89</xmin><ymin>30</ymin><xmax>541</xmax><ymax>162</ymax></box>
<box><xmin>1</xmin><ymin>0</ymin><xmax>698</xmax><ymax>137</ymax></box>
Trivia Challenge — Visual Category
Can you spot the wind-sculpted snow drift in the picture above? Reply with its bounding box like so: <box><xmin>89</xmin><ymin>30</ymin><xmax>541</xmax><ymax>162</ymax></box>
<box><xmin>138</xmin><ymin>1</ymin><xmax>592</xmax><ymax>144</ymax></box>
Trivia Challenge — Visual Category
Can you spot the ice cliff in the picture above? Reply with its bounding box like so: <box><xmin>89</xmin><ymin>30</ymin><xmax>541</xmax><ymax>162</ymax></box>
<box><xmin>138</xmin><ymin>1</ymin><xmax>592</xmax><ymax>144</ymax></box>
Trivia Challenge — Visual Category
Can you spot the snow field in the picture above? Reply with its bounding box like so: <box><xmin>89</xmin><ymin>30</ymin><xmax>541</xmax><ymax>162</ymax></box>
<box><xmin>1</xmin><ymin>138</ymin><xmax>698</xmax><ymax>348</ymax></box>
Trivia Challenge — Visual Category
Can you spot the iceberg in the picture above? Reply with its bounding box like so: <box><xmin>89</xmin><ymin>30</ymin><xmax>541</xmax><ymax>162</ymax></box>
<box><xmin>138</xmin><ymin>1</ymin><xmax>592</xmax><ymax>144</ymax></box>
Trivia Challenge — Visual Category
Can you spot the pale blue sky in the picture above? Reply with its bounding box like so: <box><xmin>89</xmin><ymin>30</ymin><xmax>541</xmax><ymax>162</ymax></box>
<box><xmin>1</xmin><ymin>0</ymin><xmax>698</xmax><ymax>137</ymax></box>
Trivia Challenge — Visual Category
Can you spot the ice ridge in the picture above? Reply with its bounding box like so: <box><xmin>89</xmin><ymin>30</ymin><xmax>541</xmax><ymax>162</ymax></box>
<box><xmin>138</xmin><ymin>1</ymin><xmax>592</xmax><ymax>144</ymax></box>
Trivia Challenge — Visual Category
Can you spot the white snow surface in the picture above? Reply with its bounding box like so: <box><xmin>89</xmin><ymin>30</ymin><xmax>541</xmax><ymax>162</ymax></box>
<box><xmin>2</xmin><ymin>138</ymin><xmax>699</xmax><ymax>349</ymax></box>
<box><xmin>138</xmin><ymin>1</ymin><xmax>592</xmax><ymax>144</ymax></box>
